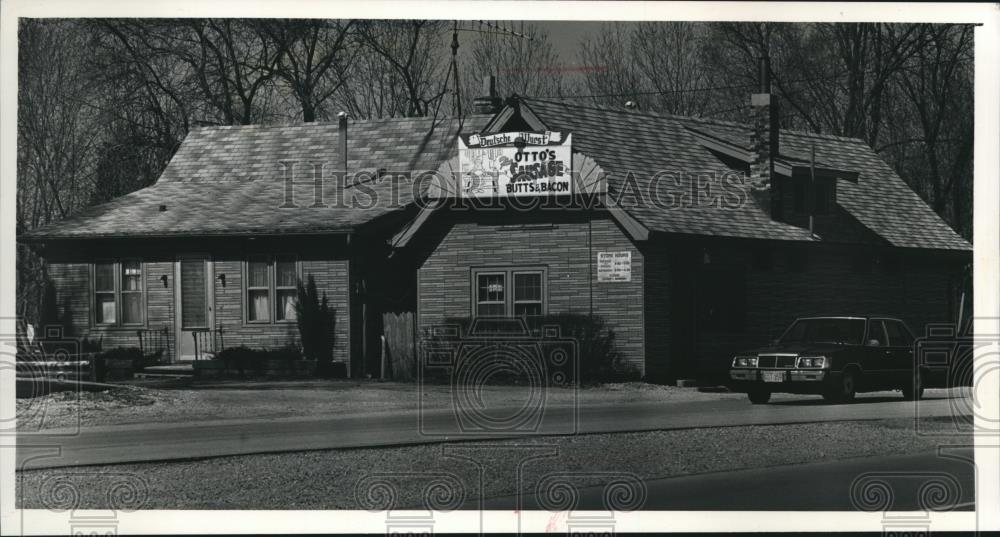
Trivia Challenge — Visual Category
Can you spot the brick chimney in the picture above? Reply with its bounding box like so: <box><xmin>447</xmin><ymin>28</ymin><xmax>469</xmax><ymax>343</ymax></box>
<box><xmin>472</xmin><ymin>75</ymin><xmax>502</xmax><ymax>115</ymax></box>
<box><xmin>749</xmin><ymin>56</ymin><xmax>780</xmax><ymax>219</ymax></box>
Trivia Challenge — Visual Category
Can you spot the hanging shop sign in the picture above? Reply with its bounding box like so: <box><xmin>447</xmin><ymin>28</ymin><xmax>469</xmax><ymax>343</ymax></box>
<box><xmin>458</xmin><ymin>131</ymin><xmax>573</xmax><ymax>197</ymax></box>
<box><xmin>597</xmin><ymin>251</ymin><xmax>632</xmax><ymax>282</ymax></box>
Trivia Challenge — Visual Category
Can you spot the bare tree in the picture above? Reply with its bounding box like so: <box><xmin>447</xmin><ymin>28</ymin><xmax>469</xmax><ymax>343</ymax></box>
<box><xmin>100</xmin><ymin>19</ymin><xmax>285</xmax><ymax>126</ymax></box>
<box><xmin>18</xmin><ymin>20</ymin><xmax>103</xmax><ymax>229</ymax></box>
<box><xmin>887</xmin><ymin>24</ymin><xmax>974</xmax><ymax>237</ymax></box>
<box><xmin>350</xmin><ymin>20</ymin><xmax>447</xmax><ymax>118</ymax></box>
<box><xmin>87</xmin><ymin>21</ymin><xmax>191</xmax><ymax>203</ymax></box>
<box><xmin>578</xmin><ymin>22</ymin><xmax>722</xmax><ymax>116</ymax></box>
<box><xmin>462</xmin><ymin>22</ymin><xmax>564</xmax><ymax>102</ymax></box>
<box><xmin>17</xmin><ymin>20</ymin><xmax>105</xmax><ymax>322</ymax></box>
<box><xmin>579</xmin><ymin>23</ymin><xmax>648</xmax><ymax>109</ymax></box>
<box><xmin>258</xmin><ymin>19</ymin><xmax>356</xmax><ymax>122</ymax></box>
<box><xmin>578</xmin><ymin>22</ymin><xmax>972</xmax><ymax>239</ymax></box>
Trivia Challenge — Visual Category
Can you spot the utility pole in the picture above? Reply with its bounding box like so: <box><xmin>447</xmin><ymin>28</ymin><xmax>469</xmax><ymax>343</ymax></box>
<box><xmin>452</xmin><ymin>21</ymin><xmax>462</xmax><ymax>117</ymax></box>
<box><xmin>809</xmin><ymin>142</ymin><xmax>816</xmax><ymax>235</ymax></box>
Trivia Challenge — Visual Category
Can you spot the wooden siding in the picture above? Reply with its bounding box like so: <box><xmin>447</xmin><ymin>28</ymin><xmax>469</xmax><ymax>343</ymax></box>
<box><xmin>41</xmin><ymin>238</ymin><xmax>351</xmax><ymax>364</ymax></box>
<box><xmin>416</xmin><ymin>210</ymin><xmax>646</xmax><ymax>372</ymax></box>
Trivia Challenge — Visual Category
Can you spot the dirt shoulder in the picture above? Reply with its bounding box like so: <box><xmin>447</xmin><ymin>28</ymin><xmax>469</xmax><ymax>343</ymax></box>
<box><xmin>17</xmin><ymin>380</ymin><xmax>748</xmax><ymax>430</ymax></box>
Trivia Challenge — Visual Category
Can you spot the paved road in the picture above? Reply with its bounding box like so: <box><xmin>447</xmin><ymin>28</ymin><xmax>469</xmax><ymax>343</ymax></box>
<box><xmin>14</xmin><ymin>393</ymin><xmax>972</xmax><ymax>470</ymax></box>
<box><xmin>476</xmin><ymin>447</ymin><xmax>977</xmax><ymax>511</ymax></box>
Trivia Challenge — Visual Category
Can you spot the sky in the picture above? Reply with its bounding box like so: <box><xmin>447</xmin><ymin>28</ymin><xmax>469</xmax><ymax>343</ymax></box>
<box><xmin>458</xmin><ymin>20</ymin><xmax>610</xmax><ymax>66</ymax></box>
<box><xmin>455</xmin><ymin>20</ymin><xmax>613</xmax><ymax>93</ymax></box>
<box><xmin>532</xmin><ymin>21</ymin><xmax>609</xmax><ymax>66</ymax></box>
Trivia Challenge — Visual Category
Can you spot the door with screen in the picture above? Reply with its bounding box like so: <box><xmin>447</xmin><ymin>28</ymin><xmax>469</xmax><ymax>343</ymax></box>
<box><xmin>175</xmin><ymin>256</ymin><xmax>213</xmax><ymax>360</ymax></box>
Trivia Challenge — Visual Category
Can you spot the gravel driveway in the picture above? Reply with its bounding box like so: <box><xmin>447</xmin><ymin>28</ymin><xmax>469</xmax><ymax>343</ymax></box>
<box><xmin>16</xmin><ymin>416</ymin><xmax>970</xmax><ymax>510</ymax></box>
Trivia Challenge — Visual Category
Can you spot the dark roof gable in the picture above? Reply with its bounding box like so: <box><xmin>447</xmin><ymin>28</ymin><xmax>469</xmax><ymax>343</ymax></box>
<box><xmin>520</xmin><ymin>97</ymin><xmax>969</xmax><ymax>251</ymax></box>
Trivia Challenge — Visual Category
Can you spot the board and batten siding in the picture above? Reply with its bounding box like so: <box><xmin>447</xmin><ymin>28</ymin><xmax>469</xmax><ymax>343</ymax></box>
<box><xmin>416</xmin><ymin>211</ymin><xmax>646</xmax><ymax>373</ymax></box>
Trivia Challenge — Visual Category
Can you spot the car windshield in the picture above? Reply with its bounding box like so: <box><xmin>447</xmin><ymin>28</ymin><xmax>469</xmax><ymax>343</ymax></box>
<box><xmin>780</xmin><ymin>318</ymin><xmax>866</xmax><ymax>345</ymax></box>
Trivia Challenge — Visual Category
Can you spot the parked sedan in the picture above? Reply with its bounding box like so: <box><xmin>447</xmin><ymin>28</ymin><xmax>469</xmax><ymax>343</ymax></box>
<box><xmin>729</xmin><ymin>316</ymin><xmax>922</xmax><ymax>404</ymax></box>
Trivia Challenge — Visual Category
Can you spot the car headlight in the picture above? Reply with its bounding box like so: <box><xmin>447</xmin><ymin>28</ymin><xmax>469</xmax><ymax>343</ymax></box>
<box><xmin>732</xmin><ymin>356</ymin><xmax>758</xmax><ymax>368</ymax></box>
<box><xmin>797</xmin><ymin>356</ymin><xmax>827</xmax><ymax>368</ymax></box>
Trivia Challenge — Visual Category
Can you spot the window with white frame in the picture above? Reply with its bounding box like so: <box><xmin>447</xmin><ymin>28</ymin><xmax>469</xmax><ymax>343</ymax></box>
<box><xmin>245</xmin><ymin>255</ymin><xmax>300</xmax><ymax>323</ymax></box>
<box><xmin>93</xmin><ymin>260</ymin><xmax>144</xmax><ymax>326</ymax></box>
<box><xmin>472</xmin><ymin>267</ymin><xmax>546</xmax><ymax>318</ymax></box>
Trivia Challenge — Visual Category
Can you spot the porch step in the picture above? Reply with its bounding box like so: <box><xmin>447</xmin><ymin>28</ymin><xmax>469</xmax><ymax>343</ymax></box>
<box><xmin>135</xmin><ymin>364</ymin><xmax>194</xmax><ymax>379</ymax></box>
<box><xmin>133</xmin><ymin>373</ymin><xmax>193</xmax><ymax>379</ymax></box>
<box><xmin>144</xmin><ymin>364</ymin><xmax>194</xmax><ymax>373</ymax></box>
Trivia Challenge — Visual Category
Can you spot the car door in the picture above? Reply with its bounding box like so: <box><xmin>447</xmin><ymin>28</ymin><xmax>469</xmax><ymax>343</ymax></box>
<box><xmin>883</xmin><ymin>319</ymin><xmax>916</xmax><ymax>388</ymax></box>
<box><xmin>862</xmin><ymin>319</ymin><xmax>892</xmax><ymax>390</ymax></box>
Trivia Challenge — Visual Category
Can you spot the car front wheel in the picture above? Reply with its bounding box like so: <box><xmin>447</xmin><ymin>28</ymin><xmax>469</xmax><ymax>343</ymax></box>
<box><xmin>748</xmin><ymin>388</ymin><xmax>771</xmax><ymax>404</ymax></box>
<box><xmin>823</xmin><ymin>370</ymin><xmax>857</xmax><ymax>404</ymax></box>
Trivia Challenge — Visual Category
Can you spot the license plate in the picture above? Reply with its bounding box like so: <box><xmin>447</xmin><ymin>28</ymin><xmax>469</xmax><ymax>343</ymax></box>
<box><xmin>762</xmin><ymin>370</ymin><xmax>784</xmax><ymax>383</ymax></box>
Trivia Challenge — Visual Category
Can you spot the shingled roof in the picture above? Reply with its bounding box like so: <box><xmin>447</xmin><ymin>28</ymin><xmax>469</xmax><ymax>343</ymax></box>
<box><xmin>22</xmin><ymin>115</ymin><xmax>491</xmax><ymax>239</ymax></box>
<box><xmin>23</xmin><ymin>98</ymin><xmax>970</xmax><ymax>252</ymax></box>
<box><xmin>521</xmin><ymin>97</ymin><xmax>970</xmax><ymax>251</ymax></box>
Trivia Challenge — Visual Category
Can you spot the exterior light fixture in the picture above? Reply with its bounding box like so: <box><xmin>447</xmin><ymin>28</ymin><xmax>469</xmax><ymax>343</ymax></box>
<box><xmin>218</xmin><ymin>273</ymin><xmax>226</xmax><ymax>287</ymax></box>
<box><xmin>160</xmin><ymin>274</ymin><xmax>169</xmax><ymax>288</ymax></box>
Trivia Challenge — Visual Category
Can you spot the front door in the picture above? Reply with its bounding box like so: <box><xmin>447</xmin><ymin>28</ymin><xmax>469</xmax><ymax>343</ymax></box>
<box><xmin>175</xmin><ymin>256</ymin><xmax>214</xmax><ymax>361</ymax></box>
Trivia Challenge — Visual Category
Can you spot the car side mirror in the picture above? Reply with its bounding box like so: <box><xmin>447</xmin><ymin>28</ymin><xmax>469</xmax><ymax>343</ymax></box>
<box><xmin>867</xmin><ymin>339</ymin><xmax>881</xmax><ymax>347</ymax></box>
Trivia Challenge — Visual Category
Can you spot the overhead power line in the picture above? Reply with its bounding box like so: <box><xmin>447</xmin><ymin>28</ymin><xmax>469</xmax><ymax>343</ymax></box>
<box><xmin>470</xmin><ymin>20</ymin><xmax>534</xmax><ymax>41</ymax></box>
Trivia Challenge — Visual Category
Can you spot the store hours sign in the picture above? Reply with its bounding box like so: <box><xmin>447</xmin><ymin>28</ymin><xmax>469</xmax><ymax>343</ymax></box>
<box><xmin>458</xmin><ymin>131</ymin><xmax>573</xmax><ymax>197</ymax></box>
<box><xmin>597</xmin><ymin>251</ymin><xmax>632</xmax><ymax>282</ymax></box>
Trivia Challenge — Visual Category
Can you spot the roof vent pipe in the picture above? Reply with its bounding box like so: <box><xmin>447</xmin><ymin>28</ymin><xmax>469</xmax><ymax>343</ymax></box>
<box><xmin>473</xmin><ymin>75</ymin><xmax>503</xmax><ymax>115</ymax></box>
<box><xmin>338</xmin><ymin>112</ymin><xmax>348</xmax><ymax>183</ymax></box>
<box><xmin>758</xmin><ymin>55</ymin><xmax>771</xmax><ymax>93</ymax></box>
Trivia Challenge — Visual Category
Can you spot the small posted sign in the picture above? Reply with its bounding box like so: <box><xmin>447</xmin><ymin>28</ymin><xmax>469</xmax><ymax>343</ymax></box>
<box><xmin>597</xmin><ymin>251</ymin><xmax>631</xmax><ymax>282</ymax></box>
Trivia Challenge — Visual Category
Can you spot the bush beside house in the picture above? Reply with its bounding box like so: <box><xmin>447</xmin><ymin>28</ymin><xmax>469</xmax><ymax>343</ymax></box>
<box><xmin>294</xmin><ymin>275</ymin><xmax>335</xmax><ymax>362</ymax></box>
<box><xmin>196</xmin><ymin>345</ymin><xmax>316</xmax><ymax>378</ymax></box>
<box><xmin>93</xmin><ymin>347</ymin><xmax>148</xmax><ymax>381</ymax></box>
<box><xmin>426</xmin><ymin>313</ymin><xmax>637</xmax><ymax>385</ymax></box>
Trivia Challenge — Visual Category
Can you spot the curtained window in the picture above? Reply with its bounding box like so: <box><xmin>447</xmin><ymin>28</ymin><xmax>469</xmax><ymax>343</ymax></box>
<box><xmin>93</xmin><ymin>260</ymin><xmax>144</xmax><ymax>326</ymax></box>
<box><xmin>275</xmin><ymin>256</ymin><xmax>297</xmax><ymax>321</ymax></box>
<box><xmin>94</xmin><ymin>262</ymin><xmax>116</xmax><ymax>324</ymax></box>
<box><xmin>245</xmin><ymin>255</ymin><xmax>300</xmax><ymax>324</ymax></box>
<box><xmin>121</xmin><ymin>261</ymin><xmax>143</xmax><ymax>325</ymax></box>
<box><xmin>246</xmin><ymin>257</ymin><xmax>271</xmax><ymax>322</ymax></box>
